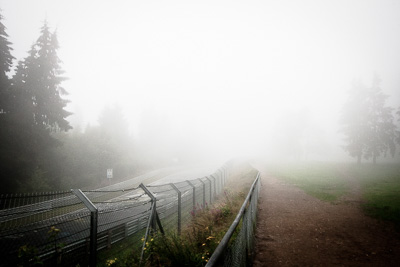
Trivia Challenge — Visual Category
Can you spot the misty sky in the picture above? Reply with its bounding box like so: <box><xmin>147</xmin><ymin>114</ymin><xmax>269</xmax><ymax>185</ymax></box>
<box><xmin>1</xmin><ymin>0</ymin><xmax>400</xmax><ymax>159</ymax></box>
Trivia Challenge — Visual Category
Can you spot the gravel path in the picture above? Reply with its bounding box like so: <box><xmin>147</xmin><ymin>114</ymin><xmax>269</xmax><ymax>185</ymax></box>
<box><xmin>253</xmin><ymin>170</ymin><xmax>400</xmax><ymax>266</ymax></box>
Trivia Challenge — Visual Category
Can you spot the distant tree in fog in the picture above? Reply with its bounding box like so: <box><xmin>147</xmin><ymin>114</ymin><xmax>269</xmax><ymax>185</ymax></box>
<box><xmin>340</xmin><ymin>75</ymin><xmax>396</xmax><ymax>164</ymax></box>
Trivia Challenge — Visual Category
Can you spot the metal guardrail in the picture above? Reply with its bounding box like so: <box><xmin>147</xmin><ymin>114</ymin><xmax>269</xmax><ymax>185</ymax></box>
<box><xmin>206</xmin><ymin>172</ymin><xmax>261</xmax><ymax>267</ymax></box>
<box><xmin>0</xmin><ymin>164</ymin><xmax>230</xmax><ymax>267</ymax></box>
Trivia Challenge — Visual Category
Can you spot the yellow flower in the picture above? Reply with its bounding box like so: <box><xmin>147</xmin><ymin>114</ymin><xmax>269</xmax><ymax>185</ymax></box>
<box><xmin>202</xmin><ymin>243</ymin><xmax>206</xmax><ymax>246</ymax></box>
<box><xmin>143</xmin><ymin>247</ymin><xmax>147</xmax><ymax>250</ymax></box>
<box><xmin>206</xmin><ymin>236</ymin><xmax>215</xmax><ymax>240</ymax></box>
<box><xmin>202</xmin><ymin>256</ymin><xmax>205</xmax><ymax>259</ymax></box>
<box><xmin>150</xmin><ymin>238</ymin><xmax>154</xmax><ymax>242</ymax></box>
<box><xmin>141</xmin><ymin>238</ymin><xmax>145</xmax><ymax>241</ymax></box>
<box><xmin>105</xmin><ymin>258</ymin><xmax>116</xmax><ymax>266</ymax></box>
<box><xmin>48</xmin><ymin>226</ymin><xmax>60</xmax><ymax>234</ymax></box>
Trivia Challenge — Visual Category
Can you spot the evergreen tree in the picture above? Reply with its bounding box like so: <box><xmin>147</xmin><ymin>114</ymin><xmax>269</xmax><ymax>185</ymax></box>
<box><xmin>1</xmin><ymin>21</ymin><xmax>72</xmax><ymax>192</ymax></box>
<box><xmin>17</xmin><ymin>21</ymin><xmax>72</xmax><ymax>131</ymax></box>
<box><xmin>364</xmin><ymin>75</ymin><xmax>396</xmax><ymax>163</ymax></box>
<box><xmin>340</xmin><ymin>80</ymin><xmax>369</xmax><ymax>164</ymax></box>
<box><xmin>0</xmin><ymin>12</ymin><xmax>21</xmax><ymax>192</ymax></box>
<box><xmin>0</xmin><ymin>12</ymin><xmax>14</xmax><ymax>113</ymax></box>
<box><xmin>340</xmin><ymin>75</ymin><xmax>396</xmax><ymax>164</ymax></box>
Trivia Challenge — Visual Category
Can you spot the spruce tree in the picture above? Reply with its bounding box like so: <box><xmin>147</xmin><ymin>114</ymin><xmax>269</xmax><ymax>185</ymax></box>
<box><xmin>20</xmin><ymin>21</ymin><xmax>72</xmax><ymax>131</ymax></box>
<box><xmin>1</xmin><ymin>21</ymin><xmax>72</xmax><ymax>192</ymax></box>
<box><xmin>364</xmin><ymin>75</ymin><xmax>396</xmax><ymax>163</ymax></box>
<box><xmin>0</xmin><ymin>12</ymin><xmax>14</xmax><ymax>112</ymax></box>
<box><xmin>340</xmin><ymin>75</ymin><xmax>397</xmax><ymax>164</ymax></box>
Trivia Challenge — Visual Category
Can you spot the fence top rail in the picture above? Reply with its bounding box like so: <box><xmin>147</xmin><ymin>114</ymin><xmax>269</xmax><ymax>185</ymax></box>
<box><xmin>205</xmin><ymin>172</ymin><xmax>260</xmax><ymax>267</ymax></box>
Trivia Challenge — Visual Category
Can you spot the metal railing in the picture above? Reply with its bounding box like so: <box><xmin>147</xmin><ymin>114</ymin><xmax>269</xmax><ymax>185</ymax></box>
<box><xmin>206</xmin><ymin>172</ymin><xmax>261</xmax><ymax>267</ymax></box>
<box><xmin>0</xmin><ymin>164</ymin><xmax>230</xmax><ymax>267</ymax></box>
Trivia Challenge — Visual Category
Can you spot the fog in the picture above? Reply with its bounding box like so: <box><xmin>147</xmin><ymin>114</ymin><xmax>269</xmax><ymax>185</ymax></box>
<box><xmin>2</xmin><ymin>0</ymin><xmax>400</xmax><ymax>165</ymax></box>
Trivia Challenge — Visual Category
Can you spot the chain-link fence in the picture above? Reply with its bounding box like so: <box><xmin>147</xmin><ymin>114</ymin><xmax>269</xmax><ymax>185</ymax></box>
<box><xmin>206</xmin><ymin>172</ymin><xmax>261</xmax><ymax>267</ymax></box>
<box><xmin>0</xmin><ymin>164</ymin><xmax>230</xmax><ymax>267</ymax></box>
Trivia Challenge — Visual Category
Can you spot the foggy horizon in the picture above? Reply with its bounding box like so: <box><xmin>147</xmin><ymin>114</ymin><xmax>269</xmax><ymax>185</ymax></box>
<box><xmin>1</xmin><ymin>0</ymin><xmax>400</xmax><ymax>163</ymax></box>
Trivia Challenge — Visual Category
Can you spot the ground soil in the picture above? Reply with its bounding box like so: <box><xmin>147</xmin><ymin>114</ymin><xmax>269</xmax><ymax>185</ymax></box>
<box><xmin>253</xmin><ymin>167</ymin><xmax>400</xmax><ymax>267</ymax></box>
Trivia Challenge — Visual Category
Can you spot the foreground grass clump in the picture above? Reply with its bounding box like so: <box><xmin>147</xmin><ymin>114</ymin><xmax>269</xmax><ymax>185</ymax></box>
<box><xmin>101</xmin><ymin>162</ymin><xmax>258</xmax><ymax>267</ymax></box>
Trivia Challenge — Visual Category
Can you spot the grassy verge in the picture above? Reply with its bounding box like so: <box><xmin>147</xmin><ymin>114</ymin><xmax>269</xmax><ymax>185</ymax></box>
<box><xmin>267</xmin><ymin>162</ymin><xmax>347</xmax><ymax>202</ymax></box>
<box><xmin>347</xmin><ymin>164</ymin><xmax>400</xmax><ymax>228</ymax></box>
<box><xmin>268</xmin><ymin>161</ymin><xmax>400</xmax><ymax>228</ymax></box>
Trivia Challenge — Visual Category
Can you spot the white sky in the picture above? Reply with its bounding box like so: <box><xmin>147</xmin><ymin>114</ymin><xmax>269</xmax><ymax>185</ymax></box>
<box><xmin>1</xmin><ymin>0</ymin><xmax>400</xmax><ymax>159</ymax></box>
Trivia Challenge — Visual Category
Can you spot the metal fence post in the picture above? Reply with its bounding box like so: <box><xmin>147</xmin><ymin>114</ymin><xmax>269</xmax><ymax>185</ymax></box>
<box><xmin>205</xmin><ymin>177</ymin><xmax>212</xmax><ymax>204</ymax></box>
<box><xmin>170</xmin><ymin>183</ymin><xmax>182</xmax><ymax>235</ymax></box>
<box><xmin>210</xmin><ymin>175</ymin><xmax>217</xmax><ymax>199</ymax></box>
<box><xmin>186</xmin><ymin>180</ymin><xmax>196</xmax><ymax>212</ymax></box>
<box><xmin>71</xmin><ymin>189</ymin><xmax>98</xmax><ymax>267</ymax></box>
<box><xmin>139</xmin><ymin>183</ymin><xmax>164</xmax><ymax>234</ymax></box>
<box><xmin>198</xmin><ymin>178</ymin><xmax>206</xmax><ymax>208</ymax></box>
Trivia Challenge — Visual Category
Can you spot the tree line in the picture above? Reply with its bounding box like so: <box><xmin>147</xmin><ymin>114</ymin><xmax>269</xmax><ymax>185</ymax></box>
<box><xmin>0</xmin><ymin>15</ymin><xmax>149</xmax><ymax>193</ymax></box>
<box><xmin>1</xmin><ymin>13</ymin><xmax>399</xmax><ymax>192</ymax></box>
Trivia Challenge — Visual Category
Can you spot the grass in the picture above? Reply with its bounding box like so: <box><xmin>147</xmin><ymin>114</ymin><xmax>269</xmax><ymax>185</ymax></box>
<box><xmin>268</xmin><ymin>161</ymin><xmax>400</xmax><ymax>228</ymax></box>
<box><xmin>347</xmin><ymin>164</ymin><xmax>400</xmax><ymax>227</ymax></box>
<box><xmin>268</xmin><ymin>162</ymin><xmax>347</xmax><ymax>202</ymax></box>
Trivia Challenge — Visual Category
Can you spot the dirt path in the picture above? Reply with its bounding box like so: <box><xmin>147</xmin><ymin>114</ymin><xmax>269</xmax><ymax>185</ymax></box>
<box><xmin>253</xmin><ymin>170</ymin><xmax>400</xmax><ymax>266</ymax></box>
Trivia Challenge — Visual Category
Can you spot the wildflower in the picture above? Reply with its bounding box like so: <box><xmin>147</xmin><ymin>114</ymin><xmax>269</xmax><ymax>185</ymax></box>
<box><xmin>143</xmin><ymin>247</ymin><xmax>147</xmax><ymax>250</ymax></box>
<box><xmin>206</xmin><ymin>236</ymin><xmax>215</xmax><ymax>240</ymax></box>
<box><xmin>48</xmin><ymin>226</ymin><xmax>60</xmax><ymax>234</ymax></box>
<box><xmin>141</xmin><ymin>237</ymin><xmax>145</xmax><ymax>241</ymax></box>
<box><xmin>202</xmin><ymin>243</ymin><xmax>206</xmax><ymax>246</ymax></box>
<box><xmin>202</xmin><ymin>256</ymin><xmax>204</xmax><ymax>259</ymax></box>
<box><xmin>150</xmin><ymin>238</ymin><xmax>154</xmax><ymax>242</ymax></box>
<box><xmin>106</xmin><ymin>258</ymin><xmax>117</xmax><ymax>266</ymax></box>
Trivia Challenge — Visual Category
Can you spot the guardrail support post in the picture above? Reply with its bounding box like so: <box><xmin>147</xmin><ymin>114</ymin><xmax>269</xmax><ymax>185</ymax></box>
<box><xmin>198</xmin><ymin>178</ymin><xmax>206</xmax><ymax>208</ymax></box>
<box><xmin>210</xmin><ymin>175</ymin><xmax>217</xmax><ymax>200</ymax></box>
<box><xmin>71</xmin><ymin>189</ymin><xmax>98</xmax><ymax>267</ymax></box>
<box><xmin>139</xmin><ymin>183</ymin><xmax>164</xmax><ymax>234</ymax></box>
<box><xmin>170</xmin><ymin>183</ymin><xmax>182</xmax><ymax>235</ymax></box>
<box><xmin>186</xmin><ymin>180</ymin><xmax>196</xmax><ymax>212</ymax></box>
<box><xmin>205</xmin><ymin>177</ymin><xmax>213</xmax><ymax>204</ymax></box>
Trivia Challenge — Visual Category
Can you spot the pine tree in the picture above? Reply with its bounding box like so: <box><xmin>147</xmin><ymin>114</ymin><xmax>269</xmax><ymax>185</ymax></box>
<box><xmin>0</xmin><ymin>12</ymin><xmax>14</xmax><ymax>113</ymax></box>
<box><xmin>340</xmin><ymin>75</ymin><xmax>397</xmax><ymax>164</ymax></box>
<box><xmin>19</xmin><ymin>21</ymin><xmax>72</xmax><ymax>131</ymax></box>
<box><xmin>340</xmin><ymin>80</ymin><xmax>369</xmax><ymax>164</ymax></box>
<box><xmin>364</xmin><ymin>75</ymin><xmax>396</xmax><ymax>164</ymax></box>
<box><xmin>1</xmin><ymin>21</ymin><xmax>72</xmax><ymax>192</ymax></box>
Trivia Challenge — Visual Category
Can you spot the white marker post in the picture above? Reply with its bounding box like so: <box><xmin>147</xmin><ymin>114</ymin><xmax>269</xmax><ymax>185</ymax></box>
<box><xmin>107</xmin><ymin>168</ymin><xmax>113</xmax><ymax>186</ymax></box>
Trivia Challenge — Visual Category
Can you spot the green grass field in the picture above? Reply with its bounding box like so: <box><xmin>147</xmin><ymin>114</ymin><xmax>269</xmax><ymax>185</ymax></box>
<box><xmin>348</xmin><ymin>164</ymin><xmax>400</xmax><ymax>227</ymax></box>
<box><xmin>268</xmin><ymin>162</ymin><xmax>400</xmax><ymax>228</ymax></box>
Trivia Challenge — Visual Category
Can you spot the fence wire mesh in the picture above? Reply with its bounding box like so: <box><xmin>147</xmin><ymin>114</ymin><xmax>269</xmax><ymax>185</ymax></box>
<box><xmin>0</xmin><ymin>164</ymin><xmax>230</xmax><ymax>267</ymax></box>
